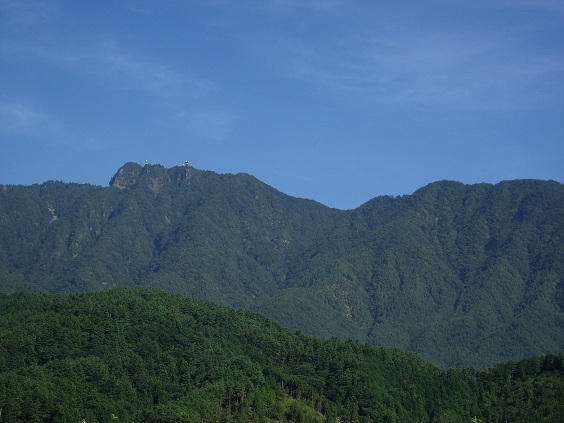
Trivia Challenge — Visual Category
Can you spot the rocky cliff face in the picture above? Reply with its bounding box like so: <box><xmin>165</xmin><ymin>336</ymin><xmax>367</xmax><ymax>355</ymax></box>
<box><xmin>109</xmin><ymin>162</ymin><xmax>144</xmax><ymax>189</ymax></box>
<box><xmin>109</xmin><ymin>162</ymin><xmax>193</xmax><ymax>194</ymax></box>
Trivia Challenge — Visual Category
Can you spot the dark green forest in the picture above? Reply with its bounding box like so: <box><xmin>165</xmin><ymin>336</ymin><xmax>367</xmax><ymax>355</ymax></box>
<box><xmin>0</xmin><ymin>163</ymin><xmax>562</xmax><ymax>369</ymax></box>
<box><xmin>1</xmin><ymin>289</ymin><xmax>563</xmax><ymax>422</ymax></box>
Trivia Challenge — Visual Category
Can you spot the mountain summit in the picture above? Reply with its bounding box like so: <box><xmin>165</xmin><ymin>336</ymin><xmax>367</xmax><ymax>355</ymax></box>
<box><xmin>1</xmin><ymin>163</ymin><xmax>562</xmax><ymax>368</ymax></box>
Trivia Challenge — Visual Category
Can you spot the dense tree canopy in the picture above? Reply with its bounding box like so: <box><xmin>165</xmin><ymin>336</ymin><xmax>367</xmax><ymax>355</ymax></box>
<box><xmin>0</xmin><ymin>289</ymin><xmax>562</xmax><ymax>422</ymax></box>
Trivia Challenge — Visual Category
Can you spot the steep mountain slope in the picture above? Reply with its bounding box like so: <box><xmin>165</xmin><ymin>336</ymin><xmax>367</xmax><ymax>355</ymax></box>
<box><xmin>335</xmin><ymin>180</ymin><xmax>564</xmax><ymax>367</ymax></box>
<box><xmin>0</xmin><ymin>163</ymin><xmax>562</xmax><ymax>368</ymax></box>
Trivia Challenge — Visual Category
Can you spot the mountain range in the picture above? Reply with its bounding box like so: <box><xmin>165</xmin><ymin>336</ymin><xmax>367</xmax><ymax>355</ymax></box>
<box><xmin>1</xmin><ymin>162</ymin><xmax>562</xmax><ymax>369</ymax></box>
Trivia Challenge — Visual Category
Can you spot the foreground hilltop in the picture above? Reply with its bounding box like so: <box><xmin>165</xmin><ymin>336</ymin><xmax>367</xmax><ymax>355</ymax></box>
<box><xmin>0</xmin><ymin>162</ymin><xmax>562</xmax><ymax>368</ymax></box>
<box><xmin>1</xmin><ymin>289</ymin><xmax>562</xmax><ymax>422</ymax></box>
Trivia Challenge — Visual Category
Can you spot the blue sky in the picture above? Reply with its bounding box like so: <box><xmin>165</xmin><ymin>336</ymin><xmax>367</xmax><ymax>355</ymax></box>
<box><xmin>1</xmin><ymin>0</ymin><xmax>563</xmax><ymax>209</ymax></box>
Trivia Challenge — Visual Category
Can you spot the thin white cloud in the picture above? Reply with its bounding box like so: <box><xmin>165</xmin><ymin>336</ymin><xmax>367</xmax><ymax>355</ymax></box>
<box><xmin>0</xmin><ymin>102</ymin><xmax>100</xmax><ymax>150</ymax></box>
<box><xmin>260</xmin><ymin>21</ymin><xmax>564</xmax><ymax>112</ymax></box>
<box><xmin>129</xmin><ymin>7</ymin><xmax>153</xmax><ymax>16</ymax></box>
<box><xmin>0</xmin><ymin>17</ymin><xmax>222</xmax><ymax>148</ymax></box>
<box><xmin>432</xmin><ymin>0</ymin><xmax>564</xmax><ymax>13</ymax></box>
<box><xmin>264</xmin><ymin>0</ymin><xmax>345</xmax><ymax>12</ymax></box>
<box><xmin>174</xmin><ymin>109</ymin><xmax>232</xmax><ymax>141</ymax></box>
<box><xmin>83</xmin><ymin>41</ymin><xmax>187</xmax><ymax>95</ymax></box>
<box><xmin>0</xmin><ymin>33</ymin><xmax>216</xmax><ymax>98</ymax></box>
<box><xmin>0</xmin><ymin>0</ymin><xmax>57</xmax><ymax>28</ymax></box>
<box><xmin>0</xmin><ymin>102</ymin><xmax>61</xmax><ymax>138</ymax></box>
<box><xmin>0</xmin><ymin>1</ymin><xmax>197</xmax><ymax>97</ymax></box>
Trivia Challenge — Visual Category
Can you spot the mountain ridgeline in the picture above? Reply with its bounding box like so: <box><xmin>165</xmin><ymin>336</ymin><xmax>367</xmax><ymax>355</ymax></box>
<box><xmin>0</xmin><ymin>162</ymin><xmax>562</xmax><ymax>368</ymax></box>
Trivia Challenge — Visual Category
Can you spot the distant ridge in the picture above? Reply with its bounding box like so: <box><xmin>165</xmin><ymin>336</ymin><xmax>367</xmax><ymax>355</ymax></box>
<box><xmin>0</xmin><ymin>162</ymin><xmax>562</xmax><ymax>368</ymax></box>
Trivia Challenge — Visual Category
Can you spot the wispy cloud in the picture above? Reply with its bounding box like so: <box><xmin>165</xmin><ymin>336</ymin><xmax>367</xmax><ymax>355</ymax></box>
<box><xmin>81</xmin><ymin>40</ymin><xmax>188</xmax><ymax>95</ymax></box>
<box><xmin>432</xmin><ymin>0</ymin><xmax>564</xmax><ymax>13</ymax></box>
<box><xmin>0</xmin><ymin>102</ymin><xmax>61</xmax><ymax>138</ymax></box>
<box><xmin>0</xmin><ymin>1</ymin><xmax>195</xmax><ymax>97</ymax></box>
<box><xmin>174</xmin><ymin>109</ymin><xmax>232</xmax><ymax>141</ymax></box>
<box><xmin>0</xmin><ymin>102</ymin><xmax>100</xmax><ymax>150</ymax></box>
<box><xmin>261</xmin><ymin>0</ymin><xmax>346</xmax><ymax>12</ymax></box>
<box><xmin>261</xmin><ymin>21</ymin><xmax>564</xmax><ymax>112</ymax></box>
<box><xmin>0</xmin><ymin>0</ymin><xmax>57</xmax><ymax>28</ymax></box>
<box><xmin>0</xmin><ymin>11</ymin><xmax>223</xmax><ymax>148</ymax></box>
<box><xmin>0</xmin><ymin>28</ymin><xmax>218</xmax><ymax>99</ymax></box>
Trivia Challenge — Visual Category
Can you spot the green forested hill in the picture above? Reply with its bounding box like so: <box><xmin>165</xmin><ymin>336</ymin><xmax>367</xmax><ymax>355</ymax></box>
<box><xmin>1</xmin><ymin>289</ymin><xmax>562</xmax><ymax>422</ymax></box>
<box><xmin>0</xmin><ymin>163</ymin><xmax>562</xmax><ymax>368</ymax></box>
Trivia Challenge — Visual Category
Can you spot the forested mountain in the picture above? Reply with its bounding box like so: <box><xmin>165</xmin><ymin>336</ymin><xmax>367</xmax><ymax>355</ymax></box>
<box><xmin>1</xmin><ymin>289</ymin><xmax>562</xmax><ymax>422</ymax></box>
<box><xmin>0</xmin><ymin>162</ymin><xmax>562</xmax><ymax>368</ymax></box>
